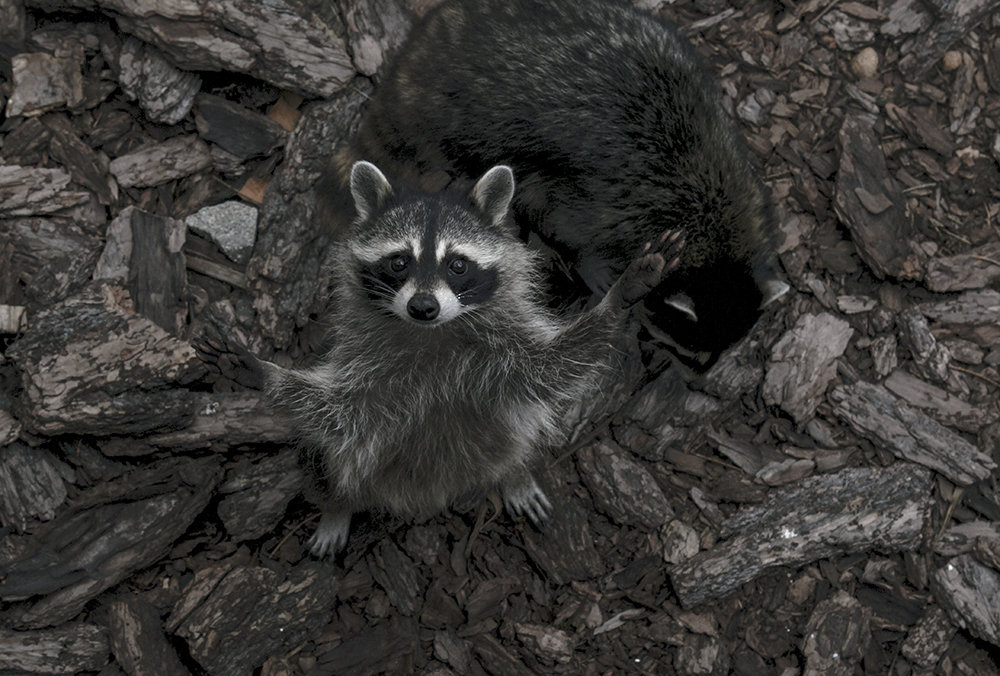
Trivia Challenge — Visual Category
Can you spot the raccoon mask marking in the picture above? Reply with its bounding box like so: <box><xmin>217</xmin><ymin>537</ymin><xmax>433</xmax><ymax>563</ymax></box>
<box><xmin>349</xmin><ymin>161</ymin><xmax>509</xmax><ymax>326</ymax></box>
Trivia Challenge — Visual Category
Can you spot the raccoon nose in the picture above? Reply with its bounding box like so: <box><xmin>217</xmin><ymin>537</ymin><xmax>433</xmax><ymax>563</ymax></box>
<box><xmin>407</xmin><ymin>293</ymin><xmax>440</xmax><ymax>321</ymax></box>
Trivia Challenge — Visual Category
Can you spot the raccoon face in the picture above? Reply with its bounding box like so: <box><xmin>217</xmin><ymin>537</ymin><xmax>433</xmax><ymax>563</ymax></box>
<box><xmin>348</xmin><ymin>161</ymin><xmax>514</xmax><ymax>326</ymax></box>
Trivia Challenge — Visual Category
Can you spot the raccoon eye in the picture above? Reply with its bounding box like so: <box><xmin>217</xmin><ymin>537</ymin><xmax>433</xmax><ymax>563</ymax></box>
<box><xmin>389</xmin><ymin>255</ymin><xmax>408</xmax><ymax>273</ymax></box>
<box><xmin>448</xmin><ymin>258</ymin><xmax>468</xmax><ymax>275</ymax></box>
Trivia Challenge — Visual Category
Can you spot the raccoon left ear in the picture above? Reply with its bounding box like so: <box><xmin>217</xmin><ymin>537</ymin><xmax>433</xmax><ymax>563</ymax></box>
<box><xmin>471</xmin><ymin>165</ymin><xmax>515</xmax><ymax>227</ymax></box>
<box><xmin>350</xmin><ymin>161</ymin><xmax>393</xmax><ymax>221</ymax></box>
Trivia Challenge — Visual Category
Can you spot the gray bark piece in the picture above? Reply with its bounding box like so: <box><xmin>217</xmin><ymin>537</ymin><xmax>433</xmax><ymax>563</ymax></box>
<box><xmin>5</xmin><ymin>46</ymin><xmax>85</xmax><ymax>117</ymax></box>
<box><xmin>33</xmin><ymin>0</ymin><xmax>356</xmax><ymax>97</ymax></box>
<box><xmin>166</xmin><ymin>561</ymin><xmax>339</xmax><ymax>676</ymax></box>
<box><xmin>919</xmin><ymin>289</ymin><xmax>1000</xmax><ymax>326</ymax></box>
<box><xmin>802</xmin><ymin>591</ymin><xmax>872</xmax><ymax>676</ymax></box>
<box><xmin>900</xmin><ymin>606</ymin><xmax>956</xmax><ymax>669</ymax></box>
<box><xmin>194</xmin><ymin>93</ymin><xmax>288</xmax><ymax>160</ymax></box>
<box><xmin>831</xmin><ymin>380</ymin><xmax>995</xmax><ymax>485</ymax></box>
<box><xmin>0</xmin><ymin>624</ymin><xmax>109</xmax><ymax>674</ymax></box>
<box><xmin>108</xmin><ymin>597</ymin><xmax>189</xmax><ymax>676</ymax></box>
<box><xmin>898</xmin><ymin>308</ymin><xmax>957</xmax><ymax>388</ymax></box>
<box><xmin>932</xmin><ymin>554</ymin><xmax>1000</xmax><ymax>648</ymax></box>
<box><xmin>118</xmin><ymin>36</ymin><xmax>201</xmax><ymax>125</ymax></box>
<box><xmin>4</xmin><ymin>216</ymin><xmax>104</xmax><ymax>309</ymax></box>
<box><xmin>342</xmin><ymin>0</ymin><xmax>413</xmax><ymax>76</ymax></box>
<box><xmin>834</xmin><ymin>114</ymin><xmax>924</xmax><ymax>280</ymax></box>
<box><xmin>884</xmin><ymin>369</ymin><xmax>997</xmax><ymax>433</ymax></box>
<box><xmin>670</xmin><ymin>464</ymin><xmax>931</xmax><ymax>607</ymax></box>
<box><xmin>577</xmin><ymin>440</ymin><xmax>674</xmax><ymax>529</ymax></box>
<box><xmin>0</xmin><ymin>0</ymin><xmax>27</xmax><ymax>48</ymax></box>
<box><xmin>898</xmin><ymin>0</ymin><xmax>1000</xmax><ymax>78</ymax></box>
<box><xmin>245</xmin><ymin>89</ymin><xmax>371</xmax><ymax>349</ymax></box>
<box><xmin>109</xmin><ymin>134</ymin><xmax>213</xmax><ymax>188</ymax></box>
<box><xmin>925</xmin><ymin>243</ymin><xmax>1000</xmax><ymax>292</ymax></box>
<box><xmin>0</xmin><ymin>457</ymin><xmax>221</xmax><ymax>628</ymax></box>
<box><xmin>762</xmin><ymin>313</ymin><xmax>853</xmax><ymax>423</ymax></box>
<box><xmin>186</xmin><ymin>200</ymin><xmax>258</xmax><ymax>265</ymax></box>
<box><xmin>0</xmin><ymin>409</ymin><xmax>21</xmax><ymax>446</ymax></box>
<box><xmin>0</xmin><ymin>443</ymin><xmax>69</xmax><ymax>532</ymax></box>
<box><xmin>0</xmin><ymin>165</ymin><xmax>91</xmax><ymax>217</ymax></box>
<box><xmin>6</xmin><ymin>282</ymin><xmax>205</xmax><ymax>436</ymax></box>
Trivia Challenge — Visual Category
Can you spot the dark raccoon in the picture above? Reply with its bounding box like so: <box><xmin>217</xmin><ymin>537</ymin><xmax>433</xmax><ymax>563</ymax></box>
<box><xmin>335</xmin><ymin>0</ymin><xmax>787</xmax><ymax>362</ymax></box>
<box><xmin>266</xmin><ymin>161</ymin><xmax>683</xmax><ymax>556</ymax></box>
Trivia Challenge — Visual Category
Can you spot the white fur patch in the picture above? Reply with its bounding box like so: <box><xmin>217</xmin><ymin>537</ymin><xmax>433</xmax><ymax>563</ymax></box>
<box><xmin>390</xmin><ymin>280</ymin><xmax>463</xmax><ymax>325</ymax></box>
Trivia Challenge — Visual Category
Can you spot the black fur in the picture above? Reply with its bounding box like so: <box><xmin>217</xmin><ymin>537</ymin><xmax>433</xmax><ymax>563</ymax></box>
<box><xmin>340</xmin><ymin>0</ymin><xmax>784</xmax><ymax>358</ymax></box>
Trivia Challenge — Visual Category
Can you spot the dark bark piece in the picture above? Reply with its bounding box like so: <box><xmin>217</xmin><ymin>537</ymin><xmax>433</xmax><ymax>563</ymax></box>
<box><xmin>762</xmin><ymin>312</ymin><xmax>853</xmax><ymax>424</ymax></box>
<box><xmin>670</xmin><ymin>464</ymin><xmax>931</xmax><ymax>607</ymax></box>
<box><xmin>801</xmin><ymin>591</ymin><xmax>872</xmax><ymax>676</ymax></box>
<box><xmin>41</xmin><ymin>113</ymin><xmax>115</xmax><ymax>205</ymax></box>
<box><xmin>898</xmin><ymin>0</ymin><xmax>1000</xmax><ymax>78</ymax></box>
<box><xmin>934</xmin><ymin>521</ymin><xmax>1000</xmax><ymax>556</ymax></box>
<box><xmin>245</xmin><ymin>87</ymin><xmax>371</xmax><ymax>349</ymax></box>
<box><xmin>218</xmin><ymin>449</ymin><xmax>303</xmax><ymax>542</ymax></box>
<box><xmin>6</xmin><ymin>282</ymin><xmax>205</xmax><ymax>436</ymax></box>
<box><xmin>33</xmin><ymin>0</ymin><xmax>355</xmax><ymax>97</ymax></box>
<box><xmin>118</xmin><ymin>36</ymin><xmax>201</xmax><ymax>125</ymax></box>
<box><xmin>576</xmin><ymin>440</ymin><xmax>674</xmax><ymax>529</ymax></box>
<box><xmin>514</xmin><ymin>623</ymin><xmax>575</xmax><ymax>664</ymax></box>
<box><xmin>5</xmin><ymin>45</ymin><xmax>85</xmax><ymax>116</ymax></box>
<box><xmin>0</xmin><ymin>408</ymin><xmax>21</xmax><ymax>445</ymax></box>
<box><xmin>834</xmin><ymin>114</ymin><xmax>924</xmax><ymax>280</ymax></box>
<box><xmin>0</xmin><ymin>456</ymin><xmax>221</xmax><ymax>628</ymax></box>
<box><xmin>897</xmin><ymin>308</ymin><xmax>957</xmax><ymax>388</ymax></box>
<box><xmin>0</xmin><ymin>442</ymin><xmax>69</xmax><ymax>531</ymax></box>
<box><xmin>108</xmin><ymin>134</ymin><xmax>213</xmax><ymax>189</ymax></box>
<box><xmin>128</xmin><ymin>209</ymin><xmax>188</xmax><ymax>335</ymax></box>
<box><xmin>831</xmin><ymin>380</ymin><xmax>995</xmax><ymax>485</ymax></box>
<box><xmin>0</xmin><ymin>0</ymin><xmax>27</xmax><ymax>48</ymax></box>
<box><xmin>706</xmin><ymin>429</ymin><xmax>786</xmax><ymax>476</ymax></box>
<box><xmin>194</xmin><ymin>93</ymin><xmax>288</xmax><ymax>160</ymax></box>
<box><xmin>900</xmin><ymin>606</ymin><xmax>956</xmax><ymax>670</ymax></box>
<box><xmin>0</xmin><ymin>624</ymin><xmax>109</xmax><ymax>674</ymax></box>
<box><xmin>107</xmin><ymin>596</ymin><xmax>189</xmax><ymax>676</ymax></box>
<box><xmin>925</xmin><ymin>242</ymin><xmax>1000</xmax><ymax>292</ymax></box>
<box><xmin>1</xmin><ymin>117</ymin><xmax>52</xmax><ymax>165</ymax></box>
<box><xmin>316</xmin><ymin>617</ymin><xmax>419</xmax><ymax>674</ymax></box>
<box><xmin>932</xmin><ymin>554</ymin><xmax>1000</xmax><ymax>648</ymax></box>
<box><xmin>471</xmin><ymin>634</ymin><xmax>538</xmax><ymax>676</ymax></box>
<box><xmin>885</xmin><ymin>103</ymin><xmax>955</xmax><ymax>156</ymax></box>
<box><xmin>520</xmin><ymin>480</ymin><xmax>603</xmax><ymax>585</ymax></box>
<box><xmin>368</xmin><ymin>539</ymin><xmax>426</xmax><ymax>617</ymax></box>
<box><xmin>341</xmin><ymin>0</ymin><xmax>413</xmax><ymax>76</ymax></box>
<box><xmin>0</xmin><ymin>165</ymin><xmax>92</xmax><ymax>217</ymax></box>
<box><xmin>2</xmin><ymin>216</ymin><xmax>104</xmax><ymax>310</ymax></box>
<box><xmin>166</xmin><ymin>561</ymin><xmax>340</xmax><ymax>676</ymax></box>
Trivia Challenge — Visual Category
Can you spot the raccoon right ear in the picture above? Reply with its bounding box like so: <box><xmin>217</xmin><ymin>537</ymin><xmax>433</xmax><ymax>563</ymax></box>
<box><xmin>350</xmin><ymin>161</ymin><xmax>393</xmax><ymax>220</ymax></box>
<box><xmin>471</xmin><ymin>165</ymin><xmax>515</xmax><ymax>228</ymax></box>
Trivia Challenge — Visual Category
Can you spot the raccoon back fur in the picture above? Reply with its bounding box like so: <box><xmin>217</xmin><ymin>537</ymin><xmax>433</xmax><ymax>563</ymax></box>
<box><xmin>265</xmin><ymin>161</ymin><xmax>683</xmax><ymax>557</ymax></box>
<box><xmin>335</xmin><ymin>0</ymin><xmax>788</xmax><ymax>361</ymax></box>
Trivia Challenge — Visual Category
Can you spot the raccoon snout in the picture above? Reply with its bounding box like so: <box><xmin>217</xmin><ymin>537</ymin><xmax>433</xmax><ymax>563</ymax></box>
<box><xmin>407</xmin><ymin>293</ymin><xmax>440</xmax><ymax>321</ymax></box>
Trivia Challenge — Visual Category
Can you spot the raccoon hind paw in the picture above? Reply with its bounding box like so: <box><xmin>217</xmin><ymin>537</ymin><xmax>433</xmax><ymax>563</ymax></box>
<box><xmin>307</xmin><ymin>511</ymin><xmax>352</xmax><ymax>559</ymax></box>
<box><xmin>503</xmin><ymin>476</ymin><xmax>553</xmax><ymax>530</ymax></box>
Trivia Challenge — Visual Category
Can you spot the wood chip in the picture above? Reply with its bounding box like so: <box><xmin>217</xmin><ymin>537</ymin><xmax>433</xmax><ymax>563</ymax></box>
<box><xmin>670</xmin><ymin>464</ymin><xmax>931</xmax><ymax>607</ymax></box>
<box><xmin>118</xmin><ymin>36</ymin><xmax>201</xmax><ymax>125</ymax></box>
<box><xmin>831</xmin><ymin>380</ymin><xmax>996</xmax><ymax>484</ymax></box>
<box><xmin>109</xmin><ymin>134</ymin><xmax>213</xmax><ymax>188</ymax></box>
<box><xmin>577</xmin><ymin>440</ymin><xmax>674</xmax><ymax>529</ymax></box>
<box><xmin>802</xmin><ymin>591</ymin><xmax>872</xmax><ymax>676</ymax></box>
<box><xmin>0</xmin><ymin>624</ymin><xmax>109</xmax><ymax>674</ymax></box>
<box><xmin>925</xmin><ymin>241</ymin><xmax>1000</xmax><ymax>292</ymax></box>
<box><xmin>932</xmin><ymin>554</ymin><xmax>1000</xmax><ymax>648</ymax></box>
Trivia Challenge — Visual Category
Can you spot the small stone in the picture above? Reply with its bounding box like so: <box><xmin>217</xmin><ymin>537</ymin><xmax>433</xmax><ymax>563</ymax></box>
<box><xmin>185</xmin><ymin>201</ymin><xmax>258</xmax><ymax>265</ymax></box>
<box><xmin>942</xmin><ymin>50</ymin><xmax>963</xmax><ymax>72</ymax></box>
<box><xmin>850</xmin><ymin>47</ymin><xmax>879</xmax><ymax>79</ymax></box>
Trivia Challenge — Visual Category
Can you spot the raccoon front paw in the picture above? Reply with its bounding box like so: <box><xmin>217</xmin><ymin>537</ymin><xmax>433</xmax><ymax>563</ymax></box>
<box><xmin>307</xmin><ymin>511</ymin><xmax>352</xmax><ymax>559</ymax></box>
<box><xmin>617</xmin><ymin>229</ymin><xmax>685</xmax><ymax>307</ymax></box>
<box><xmin>193</xmin><ymin>330</ymin><xmax>265</xmax><ymax>390</ymax></box>
<box><xmin>503</xmin><ymin>476</ymin><xmax>553</xmax><ymax>529</ymax></box>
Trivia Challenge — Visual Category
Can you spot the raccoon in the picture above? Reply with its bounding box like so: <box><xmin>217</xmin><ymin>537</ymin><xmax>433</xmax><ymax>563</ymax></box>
<box><xmin>264</xmin><ymin>161</ymin><xmax>683</xmax><ymax>557</ymax></box>
<box><xmin>334</xmin><ymin>0</ymin><xmax>788</xmax><ymax>362</ymax></box>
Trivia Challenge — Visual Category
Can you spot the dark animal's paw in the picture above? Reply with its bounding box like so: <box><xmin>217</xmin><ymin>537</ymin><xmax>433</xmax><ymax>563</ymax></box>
<box><xmin>193</xmin><ymin>329</ymin><xmax>265</xmax><ymax>390</ymax></box>
<box><xmin>618</xmin><ymin>229</ymin><xmax>685</xmax><ymax>307</ymax></box>
<box><xmin>503</xmin><ymin>477</ymin><xmax>553</xmax><ymax>530</ymax></box>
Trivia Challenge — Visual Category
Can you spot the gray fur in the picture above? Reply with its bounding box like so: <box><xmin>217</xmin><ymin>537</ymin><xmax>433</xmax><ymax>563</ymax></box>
<box><xmin>265</xmin><ymin>162</ymin><xmax>683</xmax><ymax>556</ymax></box>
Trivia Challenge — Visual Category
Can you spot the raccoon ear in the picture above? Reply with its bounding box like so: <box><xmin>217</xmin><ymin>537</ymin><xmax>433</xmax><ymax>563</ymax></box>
<box><xmin>471</xmin><ymin>165</ymin><xmax>515</xmax><ymax>227</ymax></box>
<box><xmin>350</xmin><ymin>161</ymin><xmax>393</xmax><ymax>220</ymax></box>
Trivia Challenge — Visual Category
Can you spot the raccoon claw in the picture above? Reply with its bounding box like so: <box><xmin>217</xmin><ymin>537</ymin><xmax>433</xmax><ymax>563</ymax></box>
<box><xmin>617</xmin><ymin>229</ymin><xmax>685</xmax><ymax>307</ymax></box>
<box><xmin>503</xmin><ymin>477</ymin><xmax>553</xmax><ymax>530</ymax></box>
<box><xmin>308</xmin><ymin>511</ymin><xmax>351</xmax><ymax>559</ymax></box>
